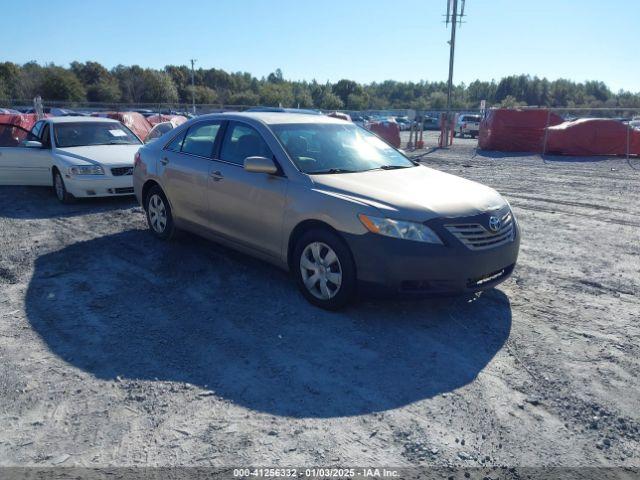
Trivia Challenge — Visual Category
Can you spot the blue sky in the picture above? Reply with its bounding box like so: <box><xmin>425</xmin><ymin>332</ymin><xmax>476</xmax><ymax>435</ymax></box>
<box><xmin>4</xmin><ymin>0</ymin><xmax>639</xmax><ymax>92</ymax></box>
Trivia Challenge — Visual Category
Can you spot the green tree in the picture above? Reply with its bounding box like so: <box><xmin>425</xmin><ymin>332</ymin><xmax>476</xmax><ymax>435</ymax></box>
<box><xmin>332</xmin><ymin>79</ymin><xmax>362</xmax><ymax>106</ymax></box>
<box><xmin>141</xmin><ymin>71</ymin><xmax>179</xmax><ymax>103</ymax></box>
<box><xmin>86</xmin><ymin>78</ymin><xmax>122</xmax><ymax>102</ymax></box>
<box><xmin>428</xmin><ymin>91</ymin><xmax>447</xmax><ymax>109</ymax></box>
<box><xmin>318</xmin><ymin>91</ymin><xmax>343</xmax><ymax>110</ymax></box>
<box><xmin>185</xmin><ymin>85</ymin><xmax>218</xmax><ymax>104</ymax></box>
<box><xmin>40</xmin><ymin>67</ymin><xmax>86</xmax><ymax>101</ymax></box>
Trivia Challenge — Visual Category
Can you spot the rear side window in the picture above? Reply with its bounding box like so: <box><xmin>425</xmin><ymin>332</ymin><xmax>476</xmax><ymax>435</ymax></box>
<box><xmin>180</xmin><ymin>122</ymin><xmax>221</xmax><ymax>158</ymax></box>
<box><xmin>219</xmin><ymin>122</ymin><xmax>272</xmax><ymax>165</ymax></box>
<box><xmin>31</xmin><ymin>121</ymin><xmax>44</xmax><ymax>138</ymax></box>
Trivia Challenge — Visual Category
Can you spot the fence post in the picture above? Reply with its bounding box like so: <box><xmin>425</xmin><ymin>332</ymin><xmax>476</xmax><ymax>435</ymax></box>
<box><xmin>627</xmin><ymin>122</ymin><xmax>631</xmax><ymax>161</ymax></box>
<box><xmin>542</xmin><ymin>109</ymin><xmax>551</xmax><ymax>156</ymax></box>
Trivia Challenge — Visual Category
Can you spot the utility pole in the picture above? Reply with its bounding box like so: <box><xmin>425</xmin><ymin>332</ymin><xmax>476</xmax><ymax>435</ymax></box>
<box><xmin>443</xmin><ymin>0</ymin><xmax>465</xmax><ymax>146</ymax></box>
<box><xmin>190</xmin><ymin>59</ymin><xmax>197</xmax><ymax>115</ymax></box>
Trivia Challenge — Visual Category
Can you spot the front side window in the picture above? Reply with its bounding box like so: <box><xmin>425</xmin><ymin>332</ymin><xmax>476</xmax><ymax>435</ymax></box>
<box><xmin>271</xmin><ymin>123</ymin><xmax>414</xmax><ymax>174</ymax></box>
<box><xmin>165</xmin><ymin>129</ymin><xmax>186</xmax><ymax>152</ymax></box>
<box><xmin>180</xmin><ymin>122</ymin><xmax>221</xmax><ymax>157</ymax></box>
<box><xmin>54</xmin><ymin>122</ymin><xmax>142</xmax><ymax>148</ymax></box>
<box><xmin>0</xmin><ymin>124</ymin><xmax>39</xmax><ymax>147</ymax></box>
<box><xmin>220</xmin><ymin>123</ymin><xmax>272</xmax><ymax>165</ymax></box>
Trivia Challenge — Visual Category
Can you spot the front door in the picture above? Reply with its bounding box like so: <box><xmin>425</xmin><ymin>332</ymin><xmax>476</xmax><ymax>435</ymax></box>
<box><xmin>0</xmin><ymin>123</ymin><xmax>52</xmax><ymax>185</ymax></box>
<box><xmin>206</xmin><ymin>121</ymin><xmax>288</xmax><ymax>259</ymax></box>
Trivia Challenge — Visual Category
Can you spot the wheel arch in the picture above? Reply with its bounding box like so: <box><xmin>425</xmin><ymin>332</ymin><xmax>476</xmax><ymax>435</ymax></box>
<box><xmin>286</xmin><ymin>219</ymin><xmax>349</xmax><ymax>271</ymax></box>
<box><xmin>141</xmin><ymin>179</ymin><xmax>162</xmax><ymax>208</ymax></box>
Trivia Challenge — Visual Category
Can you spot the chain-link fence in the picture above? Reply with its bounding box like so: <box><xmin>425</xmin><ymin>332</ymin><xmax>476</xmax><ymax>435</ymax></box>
<box><xmin>2</xmin><ymin>99</ymin><xmax>639</xmax><ymax>157</ymax></box>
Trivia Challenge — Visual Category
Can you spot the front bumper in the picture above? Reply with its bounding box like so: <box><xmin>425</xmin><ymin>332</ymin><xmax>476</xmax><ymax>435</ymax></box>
<box><xmin>63</xmin><ymin>173</ymin><xmax>134</xmax><ymax>198</ymax></box>
<box><xmin>343</xmin><ymin>216</ymin><xmax>520</xmax><ymax>296</ymax></box>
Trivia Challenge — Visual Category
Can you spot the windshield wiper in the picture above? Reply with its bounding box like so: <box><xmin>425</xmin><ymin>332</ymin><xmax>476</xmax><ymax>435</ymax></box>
<box><xmin>307</xmin><ymin>168</ymin><xmax>356</xmax><ymax>174</ymax></box>
<box><xmin>379</xmin><ymin>164</ymin><xmax>413</xmax><ymax>170</ymax></box>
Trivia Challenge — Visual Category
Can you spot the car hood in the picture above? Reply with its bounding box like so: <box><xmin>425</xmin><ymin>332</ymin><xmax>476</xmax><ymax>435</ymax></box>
<box><xmin>310</xmin><ymin>165</ymin><xmax>506</xmax><ymax>220</ymax></box>
<box><xmin>55</xmin><ymin>144</ymin><xmax>141</xmax><ymax>167</ymax></box>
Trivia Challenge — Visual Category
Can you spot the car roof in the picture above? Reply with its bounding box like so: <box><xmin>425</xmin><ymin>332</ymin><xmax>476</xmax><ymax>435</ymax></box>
<box><xmin>198</xmin><ymin>111</ymin><xmax>350</xmax><ymax>126</ymax></box>
<box><xmin>47</xmin><ymin>116</ymin><xmax>120</xmax><ymax>124</ymax></box>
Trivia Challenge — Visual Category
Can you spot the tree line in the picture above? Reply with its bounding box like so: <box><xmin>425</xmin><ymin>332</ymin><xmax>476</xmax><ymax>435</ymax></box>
<box><xmin>1</xmin><ymin>61</ymin><xmax>639</xmax><ymax>110</ymax></box>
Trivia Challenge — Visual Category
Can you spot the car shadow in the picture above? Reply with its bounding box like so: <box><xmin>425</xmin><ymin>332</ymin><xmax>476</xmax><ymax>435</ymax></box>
<box><xmin>0</xmin><ymin>186</ymin><xmax>137</xmax><ymax>219</ymax></box>
<box><xmin>25</xmin><ymin>229</ymin><xmax>512</xmax><ymax>418</ymax></box>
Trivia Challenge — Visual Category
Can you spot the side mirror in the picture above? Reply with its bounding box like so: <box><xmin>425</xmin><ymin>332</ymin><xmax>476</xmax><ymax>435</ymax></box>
<box><xmin>23</xmin><ymin>140</ymin><xmax>43</xmax><ymax>148</ymax></box>
<box><xmin>244</xmin><ymin>156</ymin><xmax>278</xmax><ymax>175</ymax></box>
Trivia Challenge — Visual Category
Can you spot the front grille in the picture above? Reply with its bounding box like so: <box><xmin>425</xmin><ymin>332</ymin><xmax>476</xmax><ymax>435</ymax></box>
<box><xmin>111</xmin><ymin>167</ymin><xmax>133</xmax><ymax>176</ymax></box>
<box><xmin>113</xmin><ymin>187</ymin><xmax>134</xmax><ymax>194</ymax></box>
<box><xmin>445</xmin><ymin>211</ymin><xmax>514</xmax><ymax>251</ymax></box>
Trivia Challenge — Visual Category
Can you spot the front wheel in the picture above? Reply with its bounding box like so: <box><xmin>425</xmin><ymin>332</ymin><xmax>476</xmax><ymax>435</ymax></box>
<box><xmin>145</xmin><ymin>186</ymin><xmax>175</xmax><ymax>240</ymax></box>
<box><xmin>53</xmin><ymin>170</ymin><xmax>74</xmax><ymax>204</ymax></box>
<box><xmin>293</xmin><ymin>229</ymin><xmax>356</xmax><ymax>310</ymax></box>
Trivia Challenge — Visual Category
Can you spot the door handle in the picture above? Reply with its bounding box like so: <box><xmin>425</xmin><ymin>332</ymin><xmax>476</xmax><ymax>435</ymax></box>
<box><xmin>160</xmin><ymin>157</ymin><xmax>169</xmax><ymax>165</ymax></box>
<box><xmin>210</xmin><ymin>171</ymin><xmax>223</xmax><ymax>181</ymax></box>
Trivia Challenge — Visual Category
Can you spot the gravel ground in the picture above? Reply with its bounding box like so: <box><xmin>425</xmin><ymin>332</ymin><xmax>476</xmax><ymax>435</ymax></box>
<box><xmin>0</xmin><ymin>140</ymin><xmax>639</xmax><ymax>471</ymax></box>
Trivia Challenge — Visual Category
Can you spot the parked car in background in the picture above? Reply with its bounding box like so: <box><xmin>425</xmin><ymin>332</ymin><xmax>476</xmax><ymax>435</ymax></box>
<box><xmin>134</xmin><ymin>112</ymin><xmax>519</xmax><ymax>309</ymax></box>
<box><xmin>422</xmin><ymin>116</ymin><xmax>441</xmax><ymax>130</ymax></box>
<box><xmin>326</xmin><ymin>111</ymin><xmax>351</xmax><ymax>122</ymax></box>
<box><xmin>629</xmin><ymin>119</ymin><xmax>640</xmax><ymax>130</ymax></box>
<box><xmin>454</xmin><ymin>114</ymin><xmax>482</xmax><ymax>138</ymax></box>
<box><xmin>0</xmin><ymin>116</ymin><xmax>142</xmax><ymax>203</ymax></box>
<box><xmin>145</xmin><ymin>121</ymin><xmax>176</xmax><ymax>144</ymax></box>
<box><xmin>245</xmin><ymin>107</ymin><xmax>322</xmax><ymax>115</ymax></box>
<box><xmin>395</xmin><ymin>116</ymin><xmax>412</xmax><ymax>131</ymax></box>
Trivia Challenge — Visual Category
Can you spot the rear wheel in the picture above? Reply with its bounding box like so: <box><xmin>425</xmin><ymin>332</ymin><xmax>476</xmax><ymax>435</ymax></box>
<box><xmin>53</xmin><ymin>170</ymin><xmax>74</xmax><ymax>204</ymax></box>
<box><xmin>293</xmin><ymin>229</ymin><xmax>356</xmax><ymax>310</ymax></box>
<box><xmin>145</xmin><ymin>186</ymin><xmax>175</xmax><ymax>240</ymax></box>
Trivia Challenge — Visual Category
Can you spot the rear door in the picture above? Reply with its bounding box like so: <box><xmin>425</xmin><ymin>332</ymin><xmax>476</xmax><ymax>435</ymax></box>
<box><xmin>205</xmin><ymin>121</ymin><xmax>288</xmax><ymax>258</ymax></box>
<box><xmin>158</xmin><ymin>121</ymin><xmax>223</xmax><ymax>227</ymax></box>
<box><xmin>0</xmin><ymin>123</ymin><xmax>52</xmax><ymax>185</ymax></box>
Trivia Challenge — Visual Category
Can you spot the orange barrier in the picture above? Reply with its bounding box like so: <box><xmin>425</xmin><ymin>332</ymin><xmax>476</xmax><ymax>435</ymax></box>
<box><xmin>546</xmin><ymin>118</ymin><xmax>640</xmax><ymax>156</ymax></box>
<box><xmin>479</xmin><ymin>109</ymin><xmax>563</xmax><ymax>153</ymax></box>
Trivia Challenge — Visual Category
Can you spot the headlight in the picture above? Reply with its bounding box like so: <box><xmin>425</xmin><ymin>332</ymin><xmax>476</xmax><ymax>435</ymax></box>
<box><xmin>358</xmin><ymin>214</ymin><xmax>443</xmax><ymax>244</ymax></box>
<box><xmin>68</xmin><ymin>165</ymin><xmax>104</xmax><ymax>175</ymax></box>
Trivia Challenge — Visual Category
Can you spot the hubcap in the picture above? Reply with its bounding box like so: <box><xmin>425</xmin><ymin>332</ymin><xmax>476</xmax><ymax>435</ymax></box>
<box><xmin>148</xmin><ymin>194</ymin><xmax>168</xmax><ymax>233</ymax></box>
<box><xmin>55</xmin><ymin>174</ymin><xmax>64</xmax><ymax>200</ymax></box>
<box><xmin>300</xmin><ymin>242</ymin><xmax>342</xmax><ymax>300</ymax></box>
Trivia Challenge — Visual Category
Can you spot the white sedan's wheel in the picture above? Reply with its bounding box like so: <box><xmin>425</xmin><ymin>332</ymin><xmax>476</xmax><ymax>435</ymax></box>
<box><xmin>53</xmin><ymin>171</ymin><xmax>73</xmax><ymax>204</ymax></box>
<box><xmin>54</xmin><ymin>174</ymin><xmax>65</xmax><ymax>200</ymax></box>
<box><xmin>300</xmin><ymin>241</ymin><xmax>343</xmax><ymax>300</ymax></box>
<box><xmin>148</xmin><ymin>194</ymin><xmax>167</xmax><ymax>234</ymax></box>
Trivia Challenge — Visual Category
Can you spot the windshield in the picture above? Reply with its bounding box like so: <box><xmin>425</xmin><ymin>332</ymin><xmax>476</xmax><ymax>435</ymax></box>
<box><xmin>54</xmin><ymin>122</ymin><xmax>142</xmax><ymax>148</ymax></box>
<box><xmin>271</xmin><ymin>123</ymin><xmax>415</xmax><ymax>174</ymax></box>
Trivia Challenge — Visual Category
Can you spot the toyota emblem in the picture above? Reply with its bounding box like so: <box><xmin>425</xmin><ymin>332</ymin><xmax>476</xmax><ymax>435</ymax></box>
<box><xmin>488</xmin><ymin>216</ymin><xmax>501</xmax><ymax>232</ymax></box>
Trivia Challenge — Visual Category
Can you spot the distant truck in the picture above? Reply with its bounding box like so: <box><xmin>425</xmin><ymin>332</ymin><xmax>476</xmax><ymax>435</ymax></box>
<box><xmin>454</xmin><ymin>114</ymin><xmax>482</xmax><ymax>138</ymax></box>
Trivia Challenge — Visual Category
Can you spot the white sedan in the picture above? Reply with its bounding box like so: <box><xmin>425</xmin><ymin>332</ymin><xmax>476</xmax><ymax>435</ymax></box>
<box><xmin>0</xmin><ymin>116</ymin><xmax>142</xmax><ymax>203</ymax></box>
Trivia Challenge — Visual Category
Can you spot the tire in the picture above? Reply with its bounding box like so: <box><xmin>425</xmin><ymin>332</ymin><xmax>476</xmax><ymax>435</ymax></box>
<box><xmin>293</xmin><ymin>229</ymin><xmax>357</xmax><ymax>310</ymax></box>
<box><xmin>53</xmin><ymin>170</ymin><xmax>74</xmax><ymax>204</ymax></box>
<box><xmin>144</xmin><ymin>185</ymin><xmax>175</xmax><ymax>240</ymax></box>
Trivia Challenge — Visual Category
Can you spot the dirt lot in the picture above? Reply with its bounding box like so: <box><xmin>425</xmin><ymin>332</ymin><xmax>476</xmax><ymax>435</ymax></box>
<box><xmin>0</xmin><ymin>139</ymin><xmax>639</xmax><ymax>470</ymax></box>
